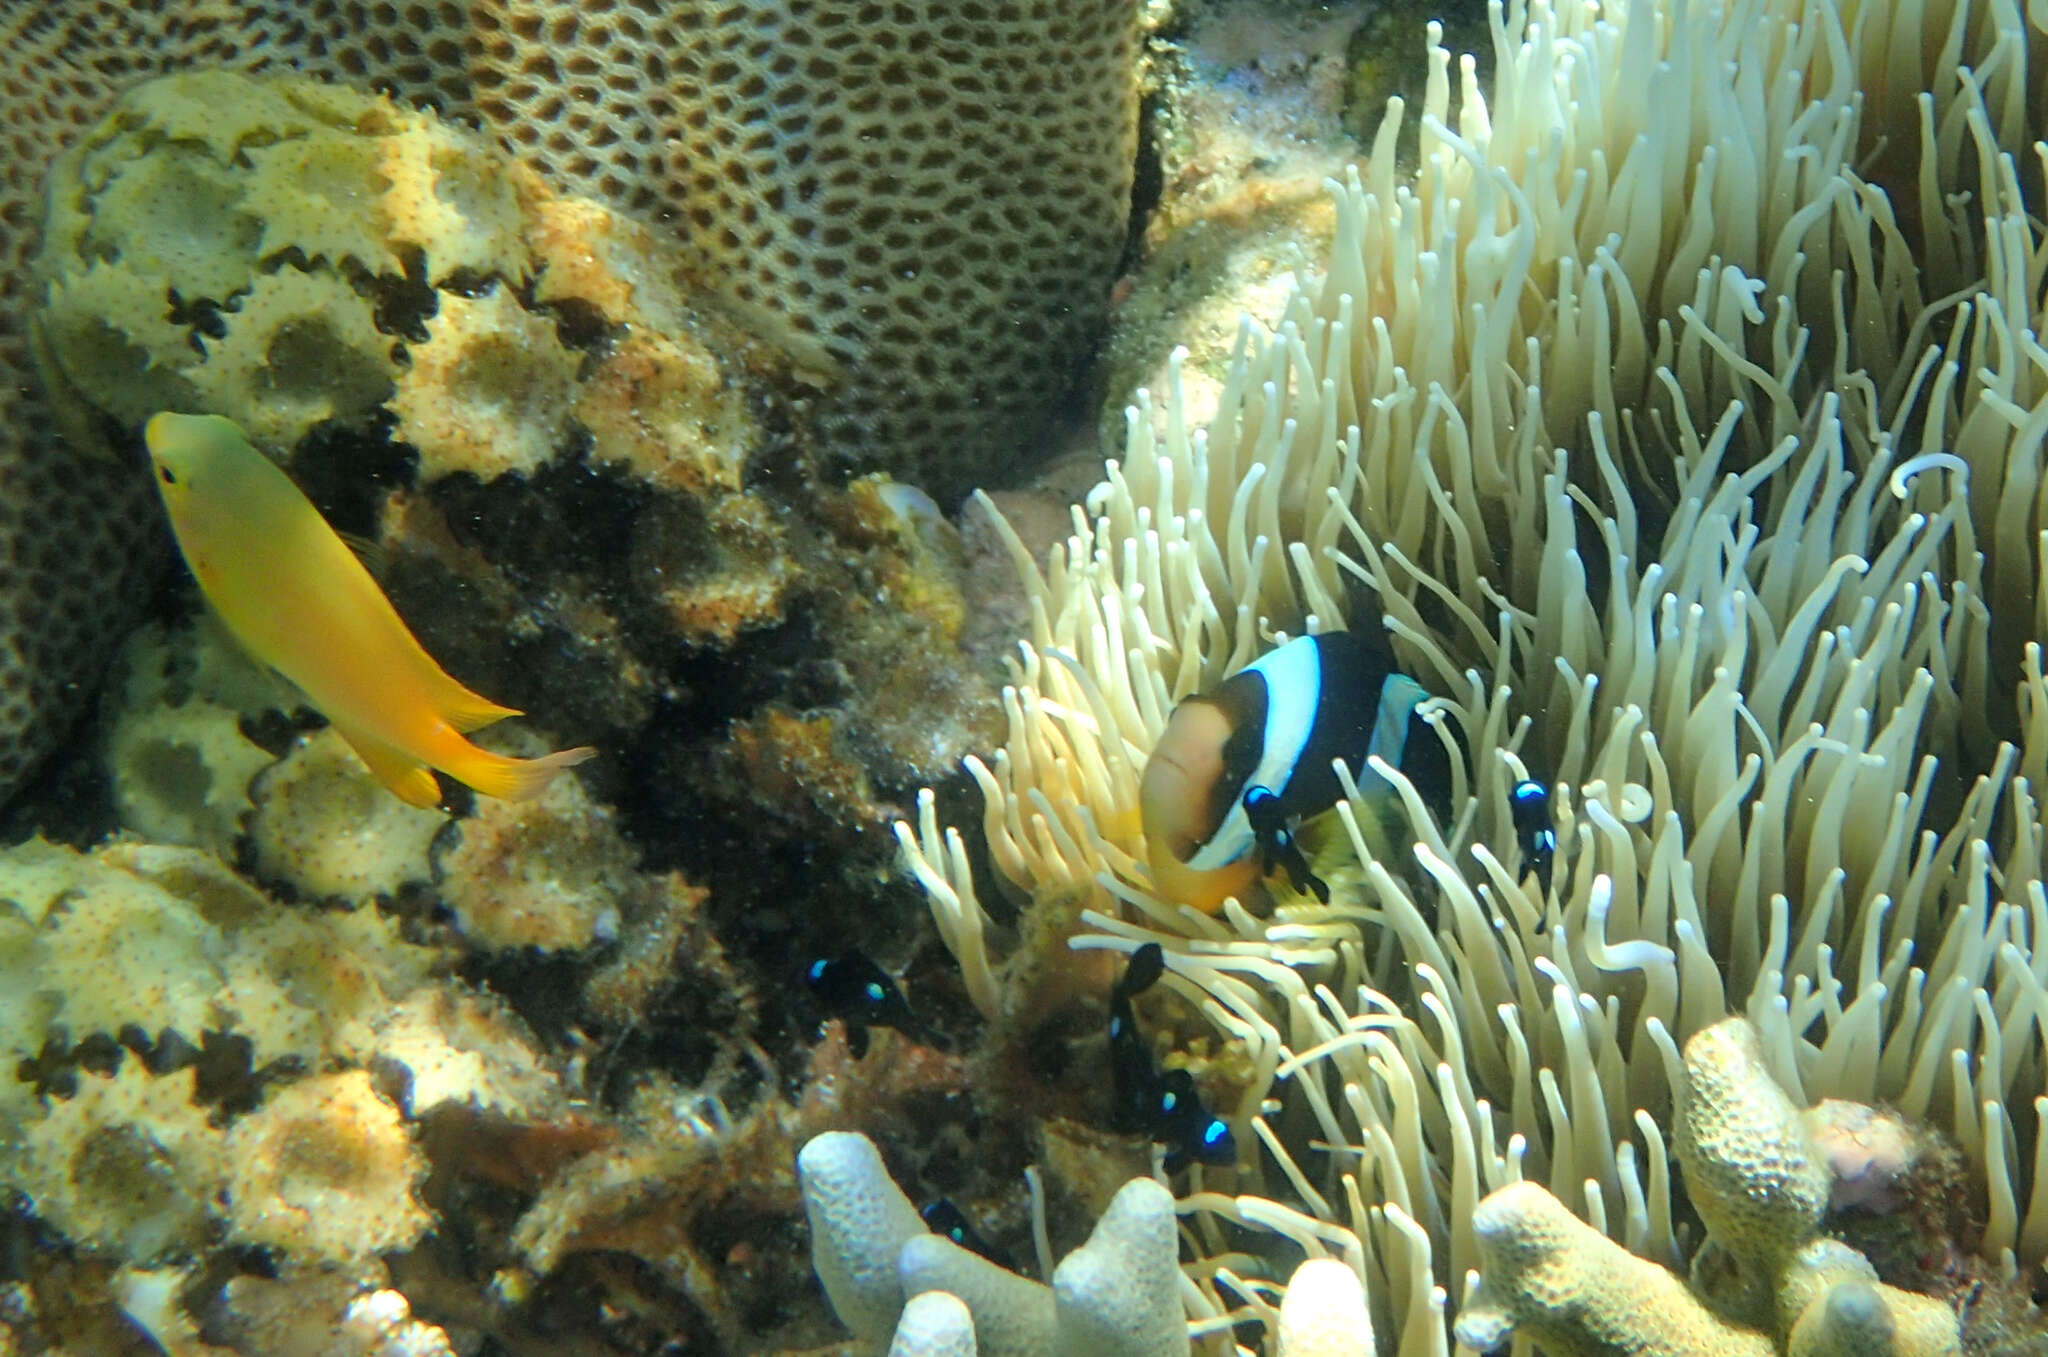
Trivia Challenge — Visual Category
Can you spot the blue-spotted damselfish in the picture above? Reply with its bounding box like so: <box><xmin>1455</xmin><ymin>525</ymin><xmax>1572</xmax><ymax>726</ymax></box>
<box><xmin>803</xmin><ymin>951</ymin><xmax>931</xmax><ymax>1058</ymax></box>
<box><xmin>920</xmin><ymin>1198</ymin><xmax>1014</xmax><ymax>1269</ymax></box>
<box><xmin>1509</xmin><ymin>778</ymin><xmax>1557</xmax><ymax>900</ymax></box>
<box><xmin>1109</xmin><ymin>943</ymin><xmax>1236</xmax><ymax>1172</ymax></box>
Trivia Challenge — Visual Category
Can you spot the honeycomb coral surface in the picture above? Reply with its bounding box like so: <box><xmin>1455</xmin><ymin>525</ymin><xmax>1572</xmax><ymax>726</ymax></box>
<box><xmin>465</xmin><ymin>0</ymin><xmax>1145</xmax><ymax>500</ymax></box>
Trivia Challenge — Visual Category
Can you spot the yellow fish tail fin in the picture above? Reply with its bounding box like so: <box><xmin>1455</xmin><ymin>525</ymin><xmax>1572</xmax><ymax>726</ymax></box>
<box><xmin>335</xmin><ymin>724</ymin><xmax>445</xmax><ymax>808</ymax></box>
<box><xmin>448</xmin><ymin>741</ymin><xmax>597</xmax><ymax>801</ymax></box>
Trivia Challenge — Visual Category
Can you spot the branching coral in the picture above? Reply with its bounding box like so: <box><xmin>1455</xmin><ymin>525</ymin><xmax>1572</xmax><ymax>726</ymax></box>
<box><xmin>1456</xmin><ymin>1017</ymin><xmax>1961</xmax><ymax>1356</ymax></box>
<box><xmin>799</xmin><ymin>1128</ymin><xmax>1195</xmax><ymax>1356</ymax></box>
<box><xmin>897</xmin><ymin>0</ymin><xmax>2048</xmax><ymax>1351</ymax></box>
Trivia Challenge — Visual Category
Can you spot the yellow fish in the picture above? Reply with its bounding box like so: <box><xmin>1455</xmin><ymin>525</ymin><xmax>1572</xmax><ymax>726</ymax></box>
<box><xmin>145</xmin><ymin>411</ymin><xmax>594</xmax><ymax>807</ymax></box>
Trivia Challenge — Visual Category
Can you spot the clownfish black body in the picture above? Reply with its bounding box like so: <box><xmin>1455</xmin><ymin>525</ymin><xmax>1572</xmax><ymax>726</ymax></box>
<box><xmin>1141</xmin><ymin>631</ymin><xmax>1449</xmax><ymax>912</ymax></box>
<box><xmin>1108</xmin><ymin>944</ymin><xmax>1237</xmax><ymax>1172</ymax></box>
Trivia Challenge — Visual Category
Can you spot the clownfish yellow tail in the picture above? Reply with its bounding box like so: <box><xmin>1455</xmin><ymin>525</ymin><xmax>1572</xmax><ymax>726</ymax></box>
<box><xmin>448</xmin><ymin>742</ymin><xmax>597</xmax><ymax>801</ymax></box>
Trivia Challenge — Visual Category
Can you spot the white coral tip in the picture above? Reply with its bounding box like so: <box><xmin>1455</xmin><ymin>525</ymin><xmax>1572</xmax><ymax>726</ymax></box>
<box><xmin>1277</xmin><ymin>1258</ymin><xmax>1373</xmax><ymax>1357</ymax></box>
<box><xmin>1051</xmin><ymin>1176</ymin><xmax>1190</xmax><ymax>1357</ymax></box>
<box><xmin>889</xmin><ymin>1290</ymin><xmax>979</xmax><ymax>1357</ymax></box>
<box><xmin>797</xmin><ymin>1131</ymin><xmax>929</xmax><ymax>1341</ymax></box>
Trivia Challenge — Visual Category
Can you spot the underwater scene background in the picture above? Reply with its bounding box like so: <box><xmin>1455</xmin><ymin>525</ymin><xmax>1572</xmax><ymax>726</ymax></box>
<box><xmin>0</xmin><ymin>0</ymin><xmax>2046</xmax><ymax>1354</ymax></box>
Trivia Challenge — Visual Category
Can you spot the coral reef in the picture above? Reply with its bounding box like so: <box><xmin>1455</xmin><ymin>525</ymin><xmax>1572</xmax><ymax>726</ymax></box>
<box><xmin>103</xmin><ymin>620</ymin><xmax>295</xmax><ymax>857</ymax></box>
<box><xmin>389</xmin><ymin>285</ymin><xmax>582</xmax><ymax>483</ymax></box>
<box><xmin>0</xmin><ymin>1</ymin><xmax>1161</xmax><ymax>813</ymax></box>
<box><xmin>223</xmin><ymin>1069</ymin><xmax>433</xmax><ymax>1261</ymax></box>
<box><xmin>0</xmin><ymin>411</ymin><xmax>158</xmax><ymax>808</ymax></box>
<box><xmin>1274</xmin><ymin>1258</ymin><xmax>1372</xmax><ymax>1357</ymax></box>
<box><xmin>1099</xmin><ymin>0</ymin><xmax>1364</xmax><ymax>443</ymax></box>
<box><xmin>1</xmin><ymin>840</ymin><xmax>401</xmax><ymax>1251</ymax></box>
<box><xmin>34</xmin><ymin>71</ymin><xmax>420</xmax><ymax>443</ymax></box>
<box><xmin>8</xmin><ymin>1</ymin><xmax>2046</xmax><ymax>1356</ymax></box>
<box><xmin>247</xmin><ymin>729</ymin><xmax>449</xmax><ymax>904</ymax></box>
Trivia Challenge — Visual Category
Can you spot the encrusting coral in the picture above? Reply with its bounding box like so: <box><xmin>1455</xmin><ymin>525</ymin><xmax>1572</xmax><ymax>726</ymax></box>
<box><xmin>247</xmin><ymin>729</ymin><xmax>450</xmax><ymax>904</ymax></box>
<box><xmin>897</xmin><ymin>0</ymin><xmax>2048</xmax><ymax>1350</ymax></box>
<box><xmin>0</xmin><ymin>832</ymin><xmax>567</xmax><ymax>1282</ymax></box>
<box><xmin>103</xmin><ymin>620</ymin><xmax>295</xmax><ymax>857</ymax></box>
<box><xmin>222</xmin><ymin>1069</ymin><xmax>433</xmax><ymax>1262</ymax></box>
<box><xmin>462</xmin><ymin>0</ymin><xmax>1150</xmax><ymax>501</ymax></box>
<box><xmin>388</xmin><ymin>284</ymin><xmax>583</xmax><ymax>483</ymax></box>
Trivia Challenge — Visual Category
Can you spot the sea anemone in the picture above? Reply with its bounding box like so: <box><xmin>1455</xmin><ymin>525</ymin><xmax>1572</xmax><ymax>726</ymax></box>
<box><xmin>900</xmin><ymin>0</ymin><xmax>2048</xmax><ymax>1348</ymax></box>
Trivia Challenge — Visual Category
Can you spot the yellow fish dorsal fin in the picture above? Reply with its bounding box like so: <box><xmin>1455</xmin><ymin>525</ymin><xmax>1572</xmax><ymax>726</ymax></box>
<box><xmin>420</xmin><ymin>671</ymin><xmax>524</xmax><ymax>733</ymax></box>
<box><xmin>334</xmin><ymin>722</ymin><xmax>444</xmax><ymax>808</ymax></box>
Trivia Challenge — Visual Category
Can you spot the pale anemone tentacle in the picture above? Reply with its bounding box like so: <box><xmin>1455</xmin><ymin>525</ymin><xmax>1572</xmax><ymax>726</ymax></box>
<box><xmin>891</xmin><ymin>0</ymin><xmax>2048</xmax><ymax>1349</ymax></box>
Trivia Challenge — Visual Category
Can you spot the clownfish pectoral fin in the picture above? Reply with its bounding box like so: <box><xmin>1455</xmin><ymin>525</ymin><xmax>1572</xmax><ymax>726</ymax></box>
<box><xmin>335</xmin><ymin>724</ymin><xmax>445</xmax><ymax>808</ymax></box>
<box><xmin>441</xmin><ymin>738</ymin><xmax>596</xmax><ymax>802</ymax></box>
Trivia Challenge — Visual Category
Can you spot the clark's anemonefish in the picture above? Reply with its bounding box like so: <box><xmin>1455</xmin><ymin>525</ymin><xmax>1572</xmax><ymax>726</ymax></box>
<box><xmin>1139</xmin><ymin>630</ymin><xmax>1451</xmax><ymax>912</ymax></box>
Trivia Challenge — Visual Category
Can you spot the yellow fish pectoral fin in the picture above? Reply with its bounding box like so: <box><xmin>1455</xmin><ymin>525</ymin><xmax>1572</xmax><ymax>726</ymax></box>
<box><xmin>441</xmin><ymin>736</ymin><xmax>597</xmax><ymax>802</ymax></box>
<box><xmin>334</xmin><ymin>724</ymin><xmax>445</xmax><ymax>808</ymax></box>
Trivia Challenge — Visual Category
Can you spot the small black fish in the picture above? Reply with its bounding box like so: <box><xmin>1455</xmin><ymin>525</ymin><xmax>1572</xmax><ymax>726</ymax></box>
<box><xmin>1108</xmin><ymin>943</ymin><xmax>1237</xmax><ymax>1172</ymax></box>
<box><xmin>920</xmin><ymin>1198</ymin><xmax>1014</xmax><ymax>1269</ymax></box>
<box><xmin>1510</xmin><ymin>778</ymin><xmax>1557</xmax><ymax>900</ymax></box>
<box><xmin>804</xmin><ymin>951</ymin><xmax>927</xmax><ymax>1059</ymax></box>
<box><xmin>1109</xmin><ymin>942</ymin><xmax>1168</xmax><ymax>1131</ymax></box>
<box><xmin>1152</xmin><ymin>1067</ymin><xmax>1236</xmax><ymax>1173</ymax></box>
